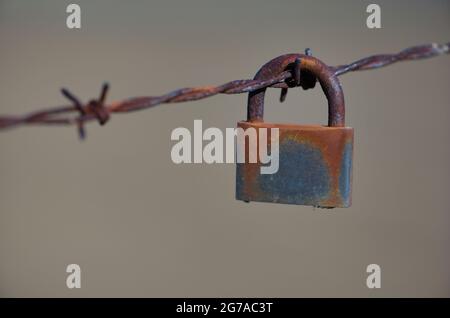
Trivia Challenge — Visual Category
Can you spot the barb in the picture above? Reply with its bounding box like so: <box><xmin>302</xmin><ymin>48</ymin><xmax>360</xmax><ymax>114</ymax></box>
<box><xmin>0</xmin><ymin>42</ymin><xmax>448</xmax><ymax>138</ymax></box>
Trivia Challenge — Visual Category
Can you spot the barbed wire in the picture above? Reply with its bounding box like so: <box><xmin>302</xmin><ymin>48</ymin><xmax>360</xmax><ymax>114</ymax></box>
<box><xmin>0</xmin><ymin>42</ymin><xmax>448</xmax><ymax>139</ymax></box>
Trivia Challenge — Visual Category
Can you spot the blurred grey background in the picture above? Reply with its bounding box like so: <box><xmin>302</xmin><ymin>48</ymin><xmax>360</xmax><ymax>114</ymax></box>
<box><xmin>0</xmin><ymin>0</ymin><xmax>449</xmax><ymax>297</ymax></box>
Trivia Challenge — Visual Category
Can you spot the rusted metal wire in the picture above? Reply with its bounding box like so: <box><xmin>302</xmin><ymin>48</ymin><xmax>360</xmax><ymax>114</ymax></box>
<box><xmin>0</xmin><ymin>42</ymin><xmax>448</xmax><ymax>139</ymax></box>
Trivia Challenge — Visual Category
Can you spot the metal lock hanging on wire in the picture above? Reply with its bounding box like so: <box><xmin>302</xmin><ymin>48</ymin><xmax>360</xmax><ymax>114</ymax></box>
<box><xmin>236</xmin><ymin>54</ymin><xmax>353</xmax><ymax>208</ymax></box>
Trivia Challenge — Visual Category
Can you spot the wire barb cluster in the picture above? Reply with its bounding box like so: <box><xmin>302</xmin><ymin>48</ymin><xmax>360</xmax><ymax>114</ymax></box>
<box><xmin>0</xmin><ymin>42</ymin><xmax>448</xmax><ymax>139</ymax></box>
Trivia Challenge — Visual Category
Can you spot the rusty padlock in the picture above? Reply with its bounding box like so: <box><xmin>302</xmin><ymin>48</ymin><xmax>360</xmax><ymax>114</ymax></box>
<box><xmin>236</xmin><ymin>54</ymin><xmax>353</xmax><ymax>208</ymax></box>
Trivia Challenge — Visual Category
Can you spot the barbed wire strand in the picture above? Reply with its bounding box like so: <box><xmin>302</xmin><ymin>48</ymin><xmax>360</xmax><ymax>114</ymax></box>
<box><xmin>0</xmin><ymin>42</ymin><xmax>448</xmax><ymax>139</ymax></box>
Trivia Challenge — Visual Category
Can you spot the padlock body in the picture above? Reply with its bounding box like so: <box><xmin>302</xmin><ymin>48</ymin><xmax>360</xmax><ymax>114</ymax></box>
<box><xmin>236</xmin><ymin>121</ymin><xmax>353</xmax><ymax>208</ymax></box>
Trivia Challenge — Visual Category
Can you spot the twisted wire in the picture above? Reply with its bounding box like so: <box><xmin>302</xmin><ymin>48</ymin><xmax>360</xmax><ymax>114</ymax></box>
<box><xmin>0</xmin><ymin>42</ymin><xmax>448</xmax><ymax>138</ymax></box>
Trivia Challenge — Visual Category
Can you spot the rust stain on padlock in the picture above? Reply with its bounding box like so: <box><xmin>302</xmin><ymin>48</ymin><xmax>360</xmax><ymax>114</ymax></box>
<box><xmin>236</xmin><ymin>54</ymin><xmax>353</xmax><ymax>208</ymax></box>
<box><xmin>236</xmin><ymin>123</ymin><xmax>353</xmax><ymax>207</ymax></box>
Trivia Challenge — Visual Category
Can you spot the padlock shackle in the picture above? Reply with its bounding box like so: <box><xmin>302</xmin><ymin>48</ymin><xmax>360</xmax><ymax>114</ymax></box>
<box><xmin>247</xmin><ymin>54</ymin><xmax>345</xmax><ymax>127</ymax></box>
